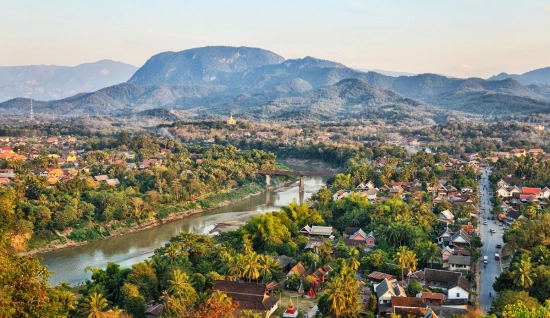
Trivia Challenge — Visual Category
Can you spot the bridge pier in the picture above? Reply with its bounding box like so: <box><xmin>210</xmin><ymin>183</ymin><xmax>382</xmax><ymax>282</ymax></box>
<box><xmin>299</xmin><ymin>175</ymin><xmax>304</xmax><ymax>192</ymax></box>
<box><xmin>265</xmin><ymin>174</ymin><xmax>270</xmax><ymax>187</ymax></box>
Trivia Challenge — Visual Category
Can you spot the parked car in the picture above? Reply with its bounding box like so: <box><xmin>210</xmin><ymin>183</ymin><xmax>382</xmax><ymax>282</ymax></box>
<box><xmin>496</xmin><ymin>244</ymin><xmax>502</xmax><ymax>248</ymax></box>
<box><xmin>490</xmin><ymin>229</ymin><xmax>496</xmax><ymax>233</ymax></box>
<box><xmin>495</xmin><ymin>253</ymin><xmax>500</xmax><ymax>260</ymax></box>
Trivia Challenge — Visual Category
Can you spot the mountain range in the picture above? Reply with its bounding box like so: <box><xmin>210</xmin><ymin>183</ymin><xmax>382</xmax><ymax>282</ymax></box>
<box><xmin>0</xmin><ymin>60</ymin><xmax>137</xmax><ymax>102</ymax></box>
<box><xmin>489</xmin><ymin>67</ymin><xmax>550</xmax><ymax>85</ymax></box>
<box><xmin>1</xmin><ymin>46</ymin><xmax>550</xmax><ymax>125</ymax></box>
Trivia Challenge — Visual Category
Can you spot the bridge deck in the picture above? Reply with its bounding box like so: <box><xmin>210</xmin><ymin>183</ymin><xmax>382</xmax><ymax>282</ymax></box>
<box><xmin>257</xmin><ymin>170</ymin><xmax>334</xmax><ymax>177</ymax></box>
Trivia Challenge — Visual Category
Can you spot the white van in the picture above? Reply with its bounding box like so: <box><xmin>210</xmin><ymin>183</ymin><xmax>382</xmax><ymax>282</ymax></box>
<box><xmin>483</xmin><ymin>256</ymin><xmax>488</xmax><ymax>264</ymax></box>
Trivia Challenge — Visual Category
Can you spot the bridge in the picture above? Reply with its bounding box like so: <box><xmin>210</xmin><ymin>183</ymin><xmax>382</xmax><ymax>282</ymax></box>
<box><xmin>257</xmin><ymin>170</ymin><xmax>335</xmax><ymax>191</ymax></box>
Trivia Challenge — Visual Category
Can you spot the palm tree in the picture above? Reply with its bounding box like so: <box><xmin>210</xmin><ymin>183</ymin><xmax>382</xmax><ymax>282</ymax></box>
<box><xmin>395</xmin><ymin>246</ymin><xmax>410</xmax><ymax>282</ymax></box>
<box><xmin>227</xmin><ymin>254</ymin><xmax>245</xmax><ymax>280</ymax></box>
<box><xmin>167</xmin><ymin>269</ymin><xmax>193</xmax><ymax>296</ymax></box>
<box><xmin>325</xmin><ymin>276</ymin><xmax>347</xmax><ymax>318</ymax></box>
<box><xmin>511</xmin><ymin>254</ymin><xmax>535</xmax><ymax>289</ymax></box>
<box><xmin>242</xmin><ymin>252</ymin><xmax>260</xmax><ymax>282</ymax></box>
<box><xmin>79</xmin><ymin>292</ymin><xmax>108</xmax><ymax>318</ymax></box>
<box><xmin>258</xmin><ymin>254</ymin><xmax>280</xmax><ymax>283</ymax></box>
<box><xmin>348</xmin><ymin>248</ymin><xmax>360</xmax><ymax>271</ymax></box>
<box><xmin>54</xmin><ymin>288</ymin><xmax>77</xmax><ymax>312</ymax></box>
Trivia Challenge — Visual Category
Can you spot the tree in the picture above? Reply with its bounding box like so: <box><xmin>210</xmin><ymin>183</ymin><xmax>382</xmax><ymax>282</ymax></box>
<box><xmin>242</xmin><ymin>252</ymin><xmax>260</xmax><ymax>282</ymax></box>
<box><xmin>491</xmin><ymin>290</ymin><xmax>540</xmax><ymax>314</ymax></box>
<box><xmin>258</xmin><ymin>254</ymin><xmax>281</xmax><ymax>282</ymax></box>
<box><xmin>121</xmin><ymin>283</ymin><xmax>146</xmax><ymax>318</ymax></box>
<box><xmin>79</xmin><ymin>292</ymin><xmax>108</xmax><ymax>318</ymax></box>
<box><xmin>407</xmin><ymin>280</ymin><xmax>423</xmax><ymax>297</ymax></box>
<box><xmin>511</xmin><ymin>254</ymin><xmax>535</xmax><ymax>289</ymax></box>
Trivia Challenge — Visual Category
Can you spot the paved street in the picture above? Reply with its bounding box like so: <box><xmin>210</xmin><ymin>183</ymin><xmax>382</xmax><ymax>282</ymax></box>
<box><xmin>478</xmin><ymin>167</ymin><xmax>504</xmax><ymax>313</ymax></box>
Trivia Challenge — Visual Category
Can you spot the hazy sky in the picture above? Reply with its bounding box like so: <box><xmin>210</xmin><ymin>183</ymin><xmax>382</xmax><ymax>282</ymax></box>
<box><xmin>1</xmin><ymin>0</ymin><xmax>549</xmax><ymax>78</ymax></box>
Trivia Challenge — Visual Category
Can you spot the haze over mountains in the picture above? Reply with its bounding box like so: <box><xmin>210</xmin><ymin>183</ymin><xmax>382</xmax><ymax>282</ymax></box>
<box><xmin>1</xmin><ymin>46</ymin><xmax>550</xmax><ymax>125</ymax></box>
<box><xmin>0</xmin><ymin>60</ymin><xmax>137</xmax><ymax>102</ymax></box>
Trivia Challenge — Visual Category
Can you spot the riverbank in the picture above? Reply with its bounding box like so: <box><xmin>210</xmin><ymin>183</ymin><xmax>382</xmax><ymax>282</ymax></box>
<box><xmin>24</xmin><ymin>180</ymin><xmax>292</xmax><ymax>256</ymax></box>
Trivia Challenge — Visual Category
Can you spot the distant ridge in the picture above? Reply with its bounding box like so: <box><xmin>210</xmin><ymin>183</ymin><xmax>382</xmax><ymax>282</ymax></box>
<box><xmin>0</xmin><ymin>60</ymin><xmax>138</xmax><ymax>102</ymax></box>
<box><xmin>489</xmin><ymin>66</ymin><xmax>550</xmax><ymax>85</ymax></box>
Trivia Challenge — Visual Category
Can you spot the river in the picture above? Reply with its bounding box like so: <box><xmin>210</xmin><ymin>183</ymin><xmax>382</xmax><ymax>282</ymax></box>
<box><xmin>39</xmin><ymin>164</ymin><xmax>328</xmax><ymax>286</ymax></box>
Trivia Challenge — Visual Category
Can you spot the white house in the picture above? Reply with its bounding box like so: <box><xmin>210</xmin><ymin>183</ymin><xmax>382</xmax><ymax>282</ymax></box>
<box><xmin>375</xmin><ymin>278</ymin><xmax>406</xmax><ymax>304</ymax></box>
<box><xmin>424</xmin><ymin>269</ymin><xmax>470</xmax><ymax>300</ymax></box>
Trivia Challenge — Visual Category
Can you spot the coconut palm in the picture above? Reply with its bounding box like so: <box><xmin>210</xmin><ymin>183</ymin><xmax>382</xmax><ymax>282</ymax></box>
<box><xmin>79</xmin><ymin>292</ymin><xmax>108</xmax><ymax>318</ymax></box>
<box><xmin>167</xmin><ymin>269</ymin><xmax>193</xmax><ymax>296</ymax></box>
<box><xmin>258</xmin><ymin>254</ymin><xmax>281</xmax><ymax>283</ymax></box>
<box><xmin>395</xmin><ymin>246</ymin><xmax>410</xmax><ymax>282</ymax></box>
<box><xmin>511</xmin><ymin>254</ymin><xmax>536</xmax><ymax>289</ymax></box>
<box><xmin>54</xmin><ymin>288</ymin><xmax>77</xmax><ymax>312</ymax></box>
<box><xmin>325</xmin><ymin>276</ymin><xmax>348</xmax><ymax>318</ymax></box>
<box><xmin>348</xmin><ymin>248</ymin><xmax>361</xmax><ymax>271</ymax></box>
<box><xmin>242</xmin><ymin>252</ymin><xmax>260</xmax><ymax>282</ymax></box>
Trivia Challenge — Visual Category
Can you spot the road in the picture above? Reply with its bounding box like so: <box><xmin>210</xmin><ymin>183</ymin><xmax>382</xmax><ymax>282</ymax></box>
<box><xmin>478</xmin><ymin>167</ymin><xmax>504</xmax><ymax>313</ymax></box>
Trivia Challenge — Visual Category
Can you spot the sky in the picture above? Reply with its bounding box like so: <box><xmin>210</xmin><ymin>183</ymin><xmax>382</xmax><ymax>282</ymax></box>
<box><xmin>1</xmin><ymin>0</ymin><xmax>549</xmax><ymax>78</ymax></box>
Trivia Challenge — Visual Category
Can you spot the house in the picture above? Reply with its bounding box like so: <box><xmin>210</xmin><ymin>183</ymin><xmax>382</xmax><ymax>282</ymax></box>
<box><xmin>446</xmin><ymin>255</ymin><xmax>471</xmax><ymax>272</ymax></box>
<box><xmin>309</xmin><ymin>268</ymin><xmax>327</xmax><ymax>284</ymax></box>
<box><xmin>450</xmin><ymin>230</ymin><xmax>471</xmax><ymax>248</ymax></box>
<box><xmin>421</xmin><ymin>292</ymin><xmax>445</xmax><ymax>306</ymax></box>
<box><xmin>441</xmin><ymin>246</ymin><xmax>453</xmax><ymax>261</ymax></box>
<box><xmin>375</xmin><ymin>278</ymin><xmax>406</xmax><ymax>305</ymax></box>
<box><xmin>47</xmin><ymin>168</ymin><xmax>65</xmax><ymax>177</ymax></box>
<box><xmin>299</xmin><ymin>225</ymin><xmax>333</xmax><ymax>238</ymax></box>
<box><xmin>393</xmin><ymin>307</ymin><xmax>436</xmax><ymax>318</ymax></box>
<box><xmin>287</xmin><ymin>262</ymin><xmax>307</xmax><ymax>278</ymax></box>
<box><xmin>366</xmin><ymin>188</ymin><xmax>378</xmax><ymax>201</ymax></box>
<box><xmin>438</xmin><ymin>210</ymin><xmax>454</xmax><ymax>224</ymax></box>
<box><xmin>368</xmin><ymin>271</ymin><xmax>397</xmax><ymax>284</ymax></box>
<box><xmin>0</xmin><ymin>177</ymin><xmax>11</xmax><ymax>185</ymax></box>
<box><xmin>529</xmin><ymin>148</ymin><xmax>545</xmax><ymax>156</ymax></box>
<box><xmin>344</xmin><ymin>229</ymin><xmax>376</xmax><ymax>249</ymax></box>
<box><xmin>332</xmin><ymin>189</ymin><xmax>352</xmax><ymax>201</ymax></box>
<box><xmin>510</xmin><ymin>149</ymin><xmax>527</xmax><ymax>157</ymax></box>
<box><xmin>391</xmin><ymin>296</ymin><xmax>426</xmax><ymax>309</ymax></box>
<box><xmin>273</xmin><ymin>255</ymin><xmax>293</xmax><ymax>273</ymax></box>
<box><xmin>145</xmin><ymin>304</ymin><xmax>163</xmax><ymax>318</ymax></box>
<box><xmin>105</xmin><ymin>178</ymin><xmax>121</xmax><ymax>186</ymax></box>
<box><xmin>212</xmin><ymin>281</ymin><xmax>279</xmax><ymax>318</ymax></box>
<box><xmin>424</xmin><ymin>269</ymin><xmax>470</xmax><ymax>300</ymax></box>
<box><xmin>93</xmin><ymin>175</ymin><xmax>109</xmax><ymax>182</ymax></box>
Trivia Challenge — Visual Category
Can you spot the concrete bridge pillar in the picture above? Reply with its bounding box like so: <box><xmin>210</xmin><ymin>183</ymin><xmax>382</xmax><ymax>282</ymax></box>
<box><xmin>299</xmin><ymin>175</ymin><xmax>305</xmax><ymax>192</ymax></box>
<box><xmin>265</xmin><ymin>174</ymin><xmax>270</xmax><ymax>187</ymax></box>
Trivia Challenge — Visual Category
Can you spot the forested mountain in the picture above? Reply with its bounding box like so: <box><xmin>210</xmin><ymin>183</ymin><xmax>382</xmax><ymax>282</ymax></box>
<box><xmin>489</xmin><ymin>66</ymin><xmax>550</xmax><ymax>85</ymax></box>
<box><xmin>1</xmin><ymin>46</ymin><xmax>550</xmax><ymax>123</ymax></box>
<box><xmin>0</xmin><ymin>60</ymin><xmax>137</xmax><ymax>102</ymax></box>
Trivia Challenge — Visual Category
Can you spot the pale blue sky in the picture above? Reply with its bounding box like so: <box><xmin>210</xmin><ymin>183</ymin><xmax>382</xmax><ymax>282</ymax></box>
<box><xmin>1</xmin><ymin>0</ymin><xmax>549</xmax><ymax>78</ymax></box>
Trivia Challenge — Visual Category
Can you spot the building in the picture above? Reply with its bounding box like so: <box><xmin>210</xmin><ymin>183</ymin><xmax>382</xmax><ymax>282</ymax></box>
<box><xmin>424</xmin><ymin>269</ymin><xmax>470</xmax><ymax>300</ymax></box>
<box><xmin>213</xmin><ymin>281</ymin><xmax>279</xmax><ymax>317</ymax></box>
<box><xmin>446</xmin><ymin>255</ymin><xmax>471</xmax><ymax>272</ymax></box>
<box><xmin>375</xmin><ymin>278</ymin><xmax>406</xmax><ymax>305</ymax></box>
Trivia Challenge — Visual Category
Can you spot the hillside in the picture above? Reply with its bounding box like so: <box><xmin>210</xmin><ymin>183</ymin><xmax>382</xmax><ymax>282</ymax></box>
<box><xmin>225</xmin><ymin>78</ymin><xmax>473</xmax><ymax>125</ymax></box>
<box><xmin>0</xmin><ymin>60</ymin><xmax>138</xmax><ymax>102</ymax></box>
<box><xmin>489</xmin><ymin>66</ymin><xmax>550</xmax><ymax>85</ymax></box>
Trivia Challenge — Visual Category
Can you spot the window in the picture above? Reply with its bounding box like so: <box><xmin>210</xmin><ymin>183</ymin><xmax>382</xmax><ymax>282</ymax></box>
<box><xmin>456</xmin><ymin>293</ymin><xmax>460</xmax><ymax>297</ymax></box>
